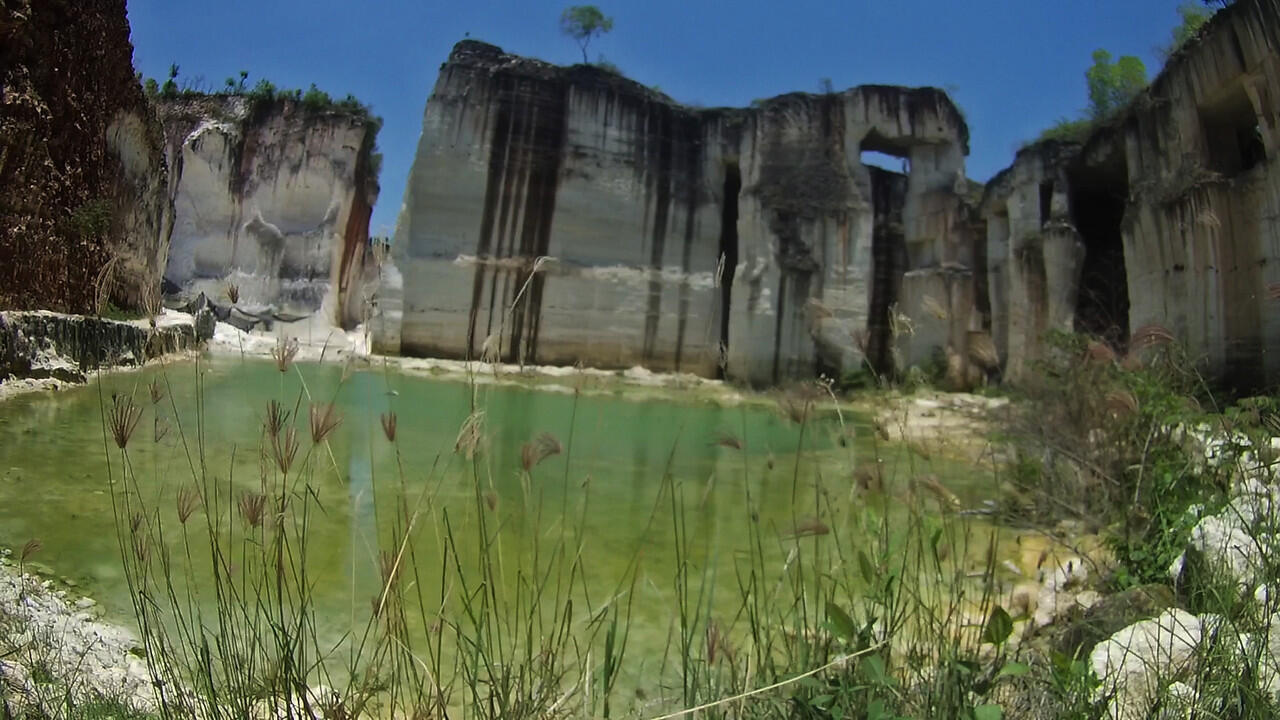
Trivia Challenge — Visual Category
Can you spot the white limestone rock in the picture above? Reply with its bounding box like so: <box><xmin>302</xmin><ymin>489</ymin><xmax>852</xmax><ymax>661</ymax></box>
<box><xmin>1091</xmin><ymin>609</ymin><xmax>1202</xmax><ymax>720</ymax></box>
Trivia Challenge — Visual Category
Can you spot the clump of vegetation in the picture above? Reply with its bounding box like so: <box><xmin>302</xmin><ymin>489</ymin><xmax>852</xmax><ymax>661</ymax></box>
<box><xmin>560</xmin><ymin>5</ymin><xmax>614</xmax><ymax>64</ymax></box>
<box><xmin>1037</xmin><ymin>50</ymin><xmax>1148</xmax><ymax>144</ymax></box>
<box><xmin>1035</xmin><ymin>2</ymin><xmax>1229</xmax><ymax>145</ymax></box>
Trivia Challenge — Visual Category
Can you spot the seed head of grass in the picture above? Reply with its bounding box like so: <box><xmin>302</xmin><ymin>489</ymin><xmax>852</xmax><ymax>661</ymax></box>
<box><xmin>309</xmin><ymin>403</ymin><xmax>343</xmax><ymax>444</ymax></box>
<box><xmin>239</xmin><ymin>492</ymin><xmax>267</xmax><ymax>528</ymax></box>
<box><xmin>1105</xmin><ymin>389</ymin><xmax>1140</xmax><ymax>418</ymax></box>
<box><xmin>705</xmin><ymin>619</ymin><xmax>734</xmax><ymax>666</ymax></box>
<box><xmin>968</xmin><ymin>332</ymin><xmax>1000</xmax><ymax>370</ymax></box>
<box><xmin>712</xmin><ymin>431</ymin><xmax>743</xmax><ymax>451</ymax></box>
<box><xmin>108</xmin><ymin>393</ymin><xmax>143</xmax><ymax>449</ymax></box>
<box><xmin>1085</xmin><ymin>340</ymin><xmax>1118</xmax><ymax>365</ymax></box>
<box><xmin>480</xmin><ymin>333</ymin><xmax>501</xmax><ymax>365</ymax></box>
<box><xmin>483</xmin><ymin>490</ymin><xmax>499</xmax><ymax>512</ymax></box>
<box><xmin>153</xmin><ymin>416</ymin><xmax>170</xmax><ymax>443</ymax></box>
<box><xmin>148</xmin><ymin>378</ymin><xmax>165</xmax><ymax>405</ymax></box>
<box><xmin>272</xmin><ymin>337</ymin><xmax>299</xmax><ymax>373</ymax></box>
<box><xmin>777</xmin><ymin>393</ymin><xmax>811</xmax><ymax>425</ymax></box>
<box><xmin>520</xmin><ymin>432</ymin><xmax>562</xmax><ymax>472</ymax></box>
<box><xmin>264</xmin><ymin>400</ymin><xmax>290</xmax><ymax>440</ymax></box>
<box><xmin>454</xmin><ymin>411</ymin><xmax>485</xmax><ymax>459</ymax></box>
<box><xmin>272</xmin><ymin>426</ymin><xmax>300</xmax><ymax>475</ymax></box>
<box><xmin>129</xmin><ymin>513</ymin><xmax>150</xmax><ymax>564</ymax></box>
<box><xmin>19</xmin><ymin>538</ymin><xmax>42</xmax><ymax>564</ymax></box>
<box><xmin>380</xmin><ymin>411</ymin><xmax>397</xmax><ymax>442</ymax></box>
<box><xmin>226</xmin><ymin>282</ymin><xmax>240</xmax><ymax>305</ymax></box>
<box><xmin>1130</xmin><ymin>324</ymin><xmax>1176</xmax><ymax>352</ymax></box>
<box><xmin>176</xmin><ymin>486</ymin><xmax>201</xmax><ymax>524</ymax></box>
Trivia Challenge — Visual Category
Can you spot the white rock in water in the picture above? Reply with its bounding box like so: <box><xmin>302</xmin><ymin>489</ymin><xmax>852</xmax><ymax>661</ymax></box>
<box><xmin>74</xmin><ymin>597</ymin><xmax>96</xmax><ymax>609</ymax></box>
<box><xmin>1091</xmin><ymin>609</ymin><xmax>1201</xmax><ymax>720</ymax></box>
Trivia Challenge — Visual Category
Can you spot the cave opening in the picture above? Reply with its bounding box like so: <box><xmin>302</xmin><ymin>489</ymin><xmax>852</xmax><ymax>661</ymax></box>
<box><xmin>716</xmin><ymin>160</ymin><xmax>741</xmax><ymax>379</ymax></box>
<box><xmin>1201</xmin><ymin>82</ymin><xmax>1267</xmax><ymax>177</ymax></box>
<box><xmin>1069</xmin><ymin>159</ymin><xmax>1131</xmax><ymax>347</ymax></box>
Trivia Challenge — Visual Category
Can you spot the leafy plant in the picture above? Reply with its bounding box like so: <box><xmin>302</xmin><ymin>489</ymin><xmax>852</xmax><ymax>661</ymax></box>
<box><xmin>560</xmin><ymin>5</ymin><xmax>614</xmax><ymax>63</ymax></box>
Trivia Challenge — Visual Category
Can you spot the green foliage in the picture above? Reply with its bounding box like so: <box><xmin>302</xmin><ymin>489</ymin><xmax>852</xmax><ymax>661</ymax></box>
<box><xmin>1085</xmin><ymin>50</ymin><xmax>1147</xmax><ymax>120</ymax></box>
<box><xmin>1164</xmin><ymin>1</ymin><xmax>1214</xmax><ymax>57</ymax></box>
<box><xmin>1037</xmin><ymin>117</ymin><xmax>1094</xmax><ymax>144</ymax></box>
<box><xmin>65</xmin><ymin>198</ymin><xmax>113</xmax><ymax>240</ymax></box>
<box><xmin>300</xmin><ymin>83</ymin><xmax>333</xmax><ymax>111</ymax></box>
<box><xmin>142</xmin><ymin>77</ymin><xmax>159</xmax><ymax>98</ymax></box>
<box><xmin>160</xmin><ymin>63</ymin><xmax>179</xmax><ymax>98</ymax></box>
<box><xmin>560</xmin><ymin>5</ymin><xmax>614</xmax><ymax>63</ymax></box>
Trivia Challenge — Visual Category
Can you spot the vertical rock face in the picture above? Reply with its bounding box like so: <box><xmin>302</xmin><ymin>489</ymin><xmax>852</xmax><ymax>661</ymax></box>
<box><xmin>382</xmin><ymin>41</ymin><xmax>973</xmax><ymax>385</ymax></box>
<box><xmin>157</xmin><ymin>97</ymin><xmax>380</xmax><ymax>328</ymax></box>
<box><xmin>0</xmin><ymin>0</ymin><xmax>172</xmax><ymax>313</ymax></box>
<box><xmin>983</xmin><ymin>0</ymin><xmax>1280</xmax><ymax>389</ymax></box>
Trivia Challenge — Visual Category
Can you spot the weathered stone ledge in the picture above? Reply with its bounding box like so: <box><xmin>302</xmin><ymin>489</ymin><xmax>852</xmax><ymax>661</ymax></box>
<box><xmin>0</xmin><ymin>310</ymin><xmax>205</xmax><ymax>388</ymax></box>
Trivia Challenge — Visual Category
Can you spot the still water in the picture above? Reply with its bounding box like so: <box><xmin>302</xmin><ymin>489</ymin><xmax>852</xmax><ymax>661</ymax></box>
<box><xmin>0</xmin><ymin>356</ymin><xmax>994</xmax><ymax>706</ymax></box>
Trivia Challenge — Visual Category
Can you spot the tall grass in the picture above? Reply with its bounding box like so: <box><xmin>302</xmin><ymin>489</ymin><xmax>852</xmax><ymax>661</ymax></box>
<box><xmin>94</xmin><ymin>351</ymin><xmax>1056</xmax><ymax>720</ymax></box>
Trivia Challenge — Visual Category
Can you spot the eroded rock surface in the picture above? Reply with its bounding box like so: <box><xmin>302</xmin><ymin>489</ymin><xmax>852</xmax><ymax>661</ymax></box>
<box><xmin>0</xmin><ymin>0</ymin><xmax>172</xmax><ymax>314</ymax></box>
<box><xmin>379</xmin><ymin>41</ymin><xmax>976</xmax><ymax>385</ymax></box>
<box><xmin>157</xmin><ymin>96</ymin><xmax>380</xmax><ymax>328</ymax></box>
<box><xmin>983</xmin><ymin>0</ymin><xmax>1280</xmax><ymax>387</ymax></box>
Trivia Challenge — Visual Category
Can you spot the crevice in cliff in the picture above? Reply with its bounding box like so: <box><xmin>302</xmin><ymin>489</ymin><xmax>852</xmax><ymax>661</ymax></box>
<box><xmin>1200</xmin><ymin>83</ymin><xmax>1266</xmax><ymax>177</ymax></box>
<box><xmin>865</xmin><ymin>167</ymin><xmax>908</xmax><ymax>376</ymax></box>
<box><xmin>716</xmin><ymin>161</ymin><xmax>741</xmax><ymax>379</ymax></box>
<box><xmin>1069</xmin><ymin>161</ymin><xmax>1131</xmax><ymax>346</ymax></box>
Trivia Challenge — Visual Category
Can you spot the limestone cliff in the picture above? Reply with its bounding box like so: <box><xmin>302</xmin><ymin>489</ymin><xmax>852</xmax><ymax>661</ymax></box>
<box><xmin>0</xmin><ymin>0</ymin><xmax>172</xmax><ymax>314</ymax></box>
<box><xmin>378</xmin><ymin>40</ymin><xmax>974</xmax><ymax>385</ymax></box>
<box><xmin>983</xmin><ymin>0</ymin><xmax>1280</xmax><ymax>388</ymax></box>
<box><xmin>157</xmin><ymin>96</ymin><xmax>380</xmax><ymax>328</ymax></box>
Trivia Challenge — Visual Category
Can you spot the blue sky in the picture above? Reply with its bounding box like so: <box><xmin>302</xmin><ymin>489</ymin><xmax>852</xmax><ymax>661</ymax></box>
<box><xmin>126</xmin><ymin>0</ymin><xmax>1201</xmax><ymax>235</ymax></box>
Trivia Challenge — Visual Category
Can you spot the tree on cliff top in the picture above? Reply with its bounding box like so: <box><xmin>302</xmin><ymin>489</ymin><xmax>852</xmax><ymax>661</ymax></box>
<box><xmin>560</xmin><ymin>5</ymin><xmax>613</xmax><ymax>64</ymax></box>
<box><xmin>1085</xmin><ymin>50</ymin><xmax>1146</xmax><ymax>120</ymax></box>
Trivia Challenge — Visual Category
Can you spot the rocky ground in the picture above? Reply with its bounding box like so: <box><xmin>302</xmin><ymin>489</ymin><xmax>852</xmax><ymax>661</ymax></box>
<box><xmin>0</xmin><ymin>549</ymin><xmax>155</xmax><ymax>715</ymax></box>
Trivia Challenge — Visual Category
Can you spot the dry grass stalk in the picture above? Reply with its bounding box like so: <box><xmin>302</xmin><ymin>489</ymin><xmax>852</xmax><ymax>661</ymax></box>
<box><xmin>309</xmin><ymin>403</ymin><xmax>343</xmax><ymax>444</ymax></box>
<box><xmin>239</xmin><ymin>492</ymin><xmax>267</xmax><ymax>529</ymax></box>
<box><xmin>706</xmin><ymin>619</ymin><xmax>734</xmax><ymax>665</ymax></box>
<box><xmin>19</xmin><ymin>538</ymin><xmax>41</xmax><ymax>564</ymax></box>
<box><xmin>916</xmin><ymin>474</ymin><xmax>961</xmax><ymax>511</ymax></box>
<box><xmin>854</xmin><ymin>466</ymin><xmax>884</xmax><ymax>493</ymax></box>
<box><xmin>380</xmin><ymin>412</ymin><xmax>397</xmax><ymax>442</ymax></box>
<box><xmin>226</xmin><ymin>282</ymin><xmax>240</xmax><ymax>305</ymax></box>
<box><xmin>1105</xmin><ymin>389</ymin><xmax>1139</xmax><ymax>418</ymax></box>
<box><xmin>480</xmin><ymin>333</ymin><xmax>501</xmax><ymax>365</ymax></box>
<box><xmin>520</xmin><ymin>432</ymin><xmax>562</xmax><ymax>472</ymax></box>
<box><xmin>264</xmin><ymin>400</ymin><xmax>290</xmax><ymax>440</ymax></box>
<box><xmin>967</xmin><ymin>332</ymin><xmax>1000</xmax><ymax>370</ymax></box>
<box><xmin>1085</xmin><ymin>340</ymin><xmax>1118</xmax><ymax>365</ymax></box>
<box><xmin>272</xmin><ymin>337</ymin><xmax>299</xmax><ymax>373</ymax></box>
<box><xmin>148</xmin><ymin>378</ymin><xmax>166</xmax><ymax>405</ymax></box>
<box><xmin>1129</xmin><ymin>324</ymin><xmax>1175</xmax><ymax>352</ymax></box>
<box><xmin>108</xmin><ymin>393</ymin><xmax>143</xmax><ymax>449</ymax></box>
<box><xmin>176</xmin><ymin>486</ymin><xmax>201</xmax><ymax>524</ymax></box>
<box><xmin>153</xmin><ymin>416</ymin><xmax>170</xmax><ymax>443</ymax></box>
<box><xmin>712</xmin><ymin>431</ymin><xmax>743</xmax><ymax>451</ymax></box>
<box><xmin>272</xmin><ymin>427</ymin><xmax>300</xmax><ymax>476</ymax></box>
<box><xmin>454</xmin><ymin>411</ymin><xmax>485</xmax><ymax>459</ymax></box>
<box><xmin>922</xmin><ymin>295</ymin><xmax>949</xmax><ymax>321</ymax></box>
<box><xmin>785</xmin><ymin>517</ymin><xmax>830</xmax><ymax>539</ymax></box>
<box><xmin>777</xmin><ymin>392</ymin><xmax>813</xmax><ymax>425</ymax></box>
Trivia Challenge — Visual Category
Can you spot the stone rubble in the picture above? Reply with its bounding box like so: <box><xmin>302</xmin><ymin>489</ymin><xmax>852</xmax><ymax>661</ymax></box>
<box><xmin>0</xmin><ymin>550</ymin><xmax>156</xmax><ymax>713</ymax></box>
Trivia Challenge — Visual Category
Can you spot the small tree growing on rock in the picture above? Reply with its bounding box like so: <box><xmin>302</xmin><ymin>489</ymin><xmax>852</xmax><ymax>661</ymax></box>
<box><xmin>560</xmin><ymin>5</ymin><xmax>613</xmax><ymax>64</ymax></box>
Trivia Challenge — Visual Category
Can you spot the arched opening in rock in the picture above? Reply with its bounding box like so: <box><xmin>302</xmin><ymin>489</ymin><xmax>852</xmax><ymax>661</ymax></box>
<box><xmin>1200</xmin><ymin>81</ymin><xmax>1267</xmax><ymax>177</ymax></box>
<box><xmin>716</xmin><ymin>160</ymin><xmax>741</xmax><ymax>379</ymax></box>
<box><xmin>1069</xmin><ymin>157</ymin><xmax>1131</xmax><ymax>347</ymax></box>
<box><xmin>860</xmin><ymin>149</ymin><xmax>909</xmax><ymax>174</ymax></box>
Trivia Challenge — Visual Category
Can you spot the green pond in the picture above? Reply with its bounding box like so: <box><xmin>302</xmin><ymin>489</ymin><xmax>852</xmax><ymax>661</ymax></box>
<box><xmin>0</xmin><ymin>356</ymin><xmax>1000</xmax><ymax>709</ymax></box>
